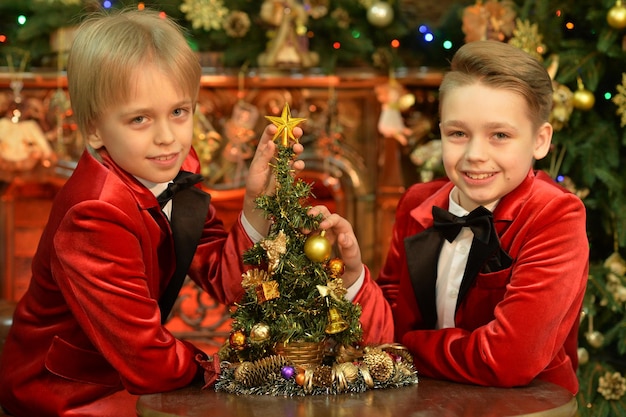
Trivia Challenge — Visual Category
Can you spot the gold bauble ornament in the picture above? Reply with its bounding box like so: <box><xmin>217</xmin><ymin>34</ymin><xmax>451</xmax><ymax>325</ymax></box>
<box><xmin>578</xmin><ymin>347</ymin><xmax>590</xmax><ymax>365</ymax></box>
<box><xmin>573</xmin><ymin>78</ymin><xmax>595</xmax><ymax>111</ymax></box>
<box><xmin>608</xmin><ymin>0</ymin><xmax>626</xmax><ymax>30</ymax></box>
<box><xmin>367</xmin><ymin>1</ymin><xmax>394</xmax><ymax>28</ymax></box>
<box><xmin>328</xmin><ymin>258</ymin><xmax>345</xmax><ymax>278</ymax></box>
<box><xmin>585</xmin><ymin>330</ymin><xmax>605</xmax><ymax>348</ymax></box>
<box><xmin>304</xmin><ymin>230</ymin><xmax>332</xmax><ymax>263</ymax></box>
<box><xmin>249</xmin><ymin>323</ymin><xmax>271</xmax><ymax>344</ymax></box>
<box><xmin>229</xmin><ymin>330</ymin><xmax>247</xmax><ymax>350</ymax></box>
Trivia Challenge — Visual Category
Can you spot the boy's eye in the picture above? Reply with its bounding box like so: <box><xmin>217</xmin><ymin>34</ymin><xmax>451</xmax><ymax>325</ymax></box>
<box><xmin>173</xmin><ymin>107</ymin><xmax>189</xmax><ymax>117</ymax></box>
<box><xmin>132</xmin><ymin>116</ymin><xmax>145</xmax><ymax>124</ymax></box>
<box><xmin>493</xmin><ymin>132</ymin><xmax>509</xmax><ymax>140</ymax></box>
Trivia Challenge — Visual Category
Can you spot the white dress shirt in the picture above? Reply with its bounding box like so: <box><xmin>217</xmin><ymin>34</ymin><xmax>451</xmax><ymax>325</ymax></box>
<box><xmin>435</xmin><ymin>188</ymin><xmax>497</xmax><ymax>329</ymax></box>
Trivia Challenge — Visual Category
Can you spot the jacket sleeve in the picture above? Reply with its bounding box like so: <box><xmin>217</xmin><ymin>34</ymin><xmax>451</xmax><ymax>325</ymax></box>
<box><xmin>353</xmin><ymin>266</ymin><xmax>395</xmax><ymax>345</ymax></box>
<box><xmin>400</xmin><ymin>192</ymin><xmax>588</xmax><ymax>389</ymax></box>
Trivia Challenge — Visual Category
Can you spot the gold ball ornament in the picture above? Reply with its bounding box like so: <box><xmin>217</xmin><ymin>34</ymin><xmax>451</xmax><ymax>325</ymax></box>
<box><xmin>327</xmin><ymin>258</ymin><xmax>345</xmax><ymax>277</ymax></box>
<box><xmin>585</xmin><ymin>330</ymin><xmax>605</xmax><ymax>348</ymax></box>
<box><xmin>608</xmin><ymin>0</ymin><xmax>626</xmax><ymax>30</ymax></box>
<box><xmin>304</xmin><ymin>231</ymin><xmax>332</xmax><ymax>263</ymax></box>
<box><xmin>367</xmin><ymin>1</ymin><xmax>394</xmax><ymax>28</ymax></box>
<box><xmin>229</xmin><ymin>330</ymin><xmax>247</xmax><ymax>350</ymax></box>
<box><xmin>573</xmin><ymin>78</ymin><xmax>595</xmax><ymax>111</ymax></box>
<box><xmin>578</xmin><ymin>347</ymin><xmax>590</xmax><ymax>365</ymax></box>
<box><xmin>249</xmin><ymin>323</ymin><xmax>271</xmax><ymax>344</ymax></box>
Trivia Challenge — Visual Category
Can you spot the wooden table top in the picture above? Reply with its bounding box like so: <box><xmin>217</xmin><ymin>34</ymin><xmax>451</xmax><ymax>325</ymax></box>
<box><xmin>136</xmin><ymin>377</ymin><xmax>577</xmax><ymax>417</ymax></box>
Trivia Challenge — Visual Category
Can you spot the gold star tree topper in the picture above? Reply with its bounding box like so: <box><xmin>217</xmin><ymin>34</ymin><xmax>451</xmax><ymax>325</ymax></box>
<box><xmin>264</xmin><ymin>102</ymin><xmax>306</xmax><ymax>147</ymax></box>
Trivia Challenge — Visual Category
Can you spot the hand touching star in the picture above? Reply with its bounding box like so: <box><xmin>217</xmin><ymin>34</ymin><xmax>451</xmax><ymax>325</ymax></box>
<box><xmin>264</xmin><ymin>102</ymin><xmax>307</xmax><ymax>147</ymax></box>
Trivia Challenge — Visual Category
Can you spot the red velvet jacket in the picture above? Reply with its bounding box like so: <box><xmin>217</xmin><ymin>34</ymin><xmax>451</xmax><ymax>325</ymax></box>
<box><xmin>0</xmin><ymin>148</ymin><xmax>394</xmax><ymax>417</ymax></box>
<box><xmin>0</xmin><ymin>149</ymin><xmax>255</xmax><ymax>416</ymax></box>
<box><xmin>376</xmin><ymin>170</ymin><xmax>588</xmax><ymax>395</ymax></box>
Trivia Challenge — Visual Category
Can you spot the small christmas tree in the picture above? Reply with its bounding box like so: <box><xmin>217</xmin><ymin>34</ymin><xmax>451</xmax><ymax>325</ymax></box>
<box><xmin>215</xmin><ymin>103</ymin><xmax>417</xmax><ymax>395</ymax></box>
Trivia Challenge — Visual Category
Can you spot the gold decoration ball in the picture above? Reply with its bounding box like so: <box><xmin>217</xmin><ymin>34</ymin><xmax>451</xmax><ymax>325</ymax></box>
<box><xmin>573</xmin><ymin>88</ymin><xmax>595</xmax><ymax>111</ymax></box>
<box><xmin>328</xmin><ymin>258</ymin><xmax>345</xmax><ymax>277</ymax></box>
<box><xmin>367</xmin><ymin>1</ymin><xmax>394</xmax><ymax>28</ymax></box>
<box><xmin>608</xmin><ymin>3</ymin><xmax>626</xmax><ymax>29</ymax></box>
<box><xmin>229</xmin><ymin>330</ymin><xmax>247</xmax><ymax>350</ymax></box>
<box><xmin>585</xmin><ymin>330</ymin><xmax>605</xmax><ymax>348</ymax></box>
<box><xmin>249</xmin><ymin>323</ymin><xmax>271</xmax><ymax>344</ymax></box>
<box><xmin>304</xmin><ymin>233</ymin><xmax>332</xmax><ymax>263</ymax></box>
<box><xmin>578</xmin><ymin>347</ymin><xmax>589</xmax><ymax>365</ymax></box>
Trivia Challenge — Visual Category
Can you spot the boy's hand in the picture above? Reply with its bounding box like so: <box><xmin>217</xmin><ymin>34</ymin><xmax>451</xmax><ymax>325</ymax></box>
<box><xmin>307</xmin><ymin>205</ymin><xmax>364</xmax><ymax>289</ymax></box>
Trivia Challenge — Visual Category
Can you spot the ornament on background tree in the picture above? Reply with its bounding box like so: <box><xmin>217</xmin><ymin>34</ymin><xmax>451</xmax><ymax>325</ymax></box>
<box><xmin>258</xmin><ymin>0</ymin><xmax>319</xmax><ymax>68</ymax></box>
<box><xmin>607</xmin><ymin>0</ymin><xmax>626</xmax><ymax>30</ymax></box>
<box><xmin>179</xmin><ymin>0</ymin><xmax>229</xmax><ymax>31</ymax></box>
<box><xmin>508</xmin><ymin>18</ymin><xmax>547</xmax><ymax>61</ymax></box>
<box><xmin>375</xmin><ymin>75</ymin><xmax>415</xmax><ymax>146</ymax></box>
<box><xmin>597</xmin><ymin>371</ymin><xmax>626</xmax><ymax>401</ymax></box>
<box><xmin>546</xmin><ymin>56</ymin><xmax>574</xmax><ymax>132</ymax></box>
<box><xmin>366</xmin><ymin>1</ymin><xmax>394</xmax><ymax>28</ymax></box>
<box><xmin>584</xmin><ymin>312</ymin><xmax>605</xmax><ymax>349</ymax></box>
<box><xmin>462</xmin><ymin>0</ymin><xmax>516</xmax><ymax>43</ymax></box>
<box><xmin>604</xmin><ymin>252</ymin><xmax>626</xmax><ymax>304</ymax></box>
<box><xmin>612</xmin><ymin>72</ymin><xmax>626</xmax><ymax>127</ymax></box>
<box><xmin>573</xmin><ymin>77</ymin><xmax>595</xmax><ymax>111</ymax></box>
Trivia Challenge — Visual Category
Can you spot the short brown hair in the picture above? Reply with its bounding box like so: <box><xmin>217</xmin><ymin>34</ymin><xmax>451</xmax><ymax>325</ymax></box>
<box><xmin>439</xmin><ymin>40</ymin><xmax>553</xmax><ymax>129</ymax></box>
<box><xmin>67</xmin><ymin>8</ymin><xmax>202</xmax><ymax>140</ymax></box>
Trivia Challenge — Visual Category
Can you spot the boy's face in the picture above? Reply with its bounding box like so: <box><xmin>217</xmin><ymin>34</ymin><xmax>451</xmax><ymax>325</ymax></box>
<box><xmin>439</xmin><ymin>83</ymin><xmax>552</xmax><ymax>212</ymax></box>
<box><xmin>87</xmin><ymin>64</ymin><xmax>195</xmax><ymax>184</ymax></box>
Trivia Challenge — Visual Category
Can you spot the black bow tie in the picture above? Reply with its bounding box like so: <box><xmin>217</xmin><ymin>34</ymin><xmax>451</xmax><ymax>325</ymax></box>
<box><xmin>156</xmin><ymin>171</ymin><xmax>204</xmax><ymax>209</ymax></box>
<box><xmin>432</xmin><ymin>205</ymin><xmax>493</xmax><ymax>244</ymax></box>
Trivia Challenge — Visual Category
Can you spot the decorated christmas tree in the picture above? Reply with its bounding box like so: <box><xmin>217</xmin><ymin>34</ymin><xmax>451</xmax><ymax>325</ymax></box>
<box><xmin>215</xmin><ymin>103</ymin><xmax>417</xmax><ymax>395</ymax></box>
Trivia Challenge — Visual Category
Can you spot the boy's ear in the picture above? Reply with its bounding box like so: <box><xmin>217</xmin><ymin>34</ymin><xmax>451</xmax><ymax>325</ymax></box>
<box><xmin>533</xmin><ymin>122</ymin><xmax>553</xmax><ymax>160</ymax></box>
<box><xmin>87</xmin><ymin>126</ymin><xmax>104</xmax><ymax>149</ymax></box>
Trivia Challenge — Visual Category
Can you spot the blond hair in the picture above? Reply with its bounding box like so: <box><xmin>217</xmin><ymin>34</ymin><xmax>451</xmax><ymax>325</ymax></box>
<box><xmin>439</xmin><ymin>40</ymin><xmax>553</xmax><ymax>129</ymax></box>
<box><xmin>67</xmin><ymin>8</ymin><xmax>201</xmax><ymax>140</ymax></box>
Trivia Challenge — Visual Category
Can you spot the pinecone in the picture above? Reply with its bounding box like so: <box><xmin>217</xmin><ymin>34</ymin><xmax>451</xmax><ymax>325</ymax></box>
<box><xmin>233</xmin><ymin>355</ymin><xmax>289</xmax><ymax>387</ymax></box>
<box><xmin>363</xmin><ymin>347</ymin><xmax>394</xmax><ymax>382</ymax></box>
<box><xmin>233</xmin><ymin>361</ymin><xmax>255</xmax><ymax>386</ymax></box>
<box><xmin>312</xmin><ymin>365</ymin><xmax>333</xmax><ymax>387</ymax></box>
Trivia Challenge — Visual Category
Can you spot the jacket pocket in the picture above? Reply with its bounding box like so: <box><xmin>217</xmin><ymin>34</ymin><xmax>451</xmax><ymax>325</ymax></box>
<box><xmin>45</xmin><ymin>336</ymin><xmax>120</xmax><ymax>387</ymax></box>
